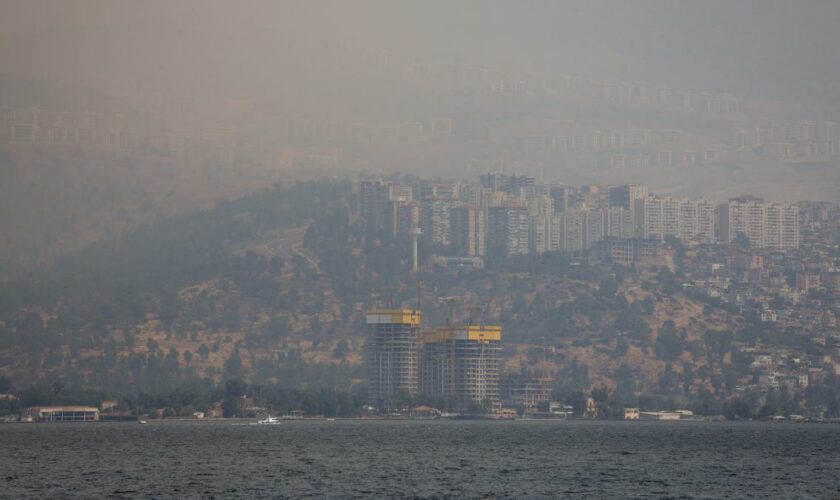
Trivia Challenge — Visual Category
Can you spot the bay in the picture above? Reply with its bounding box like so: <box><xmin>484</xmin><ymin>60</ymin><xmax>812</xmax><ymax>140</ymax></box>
<box><xmin>1</xmin><ymin>420</ymin><xmax>838</xmax><ymax>498</ymax></box>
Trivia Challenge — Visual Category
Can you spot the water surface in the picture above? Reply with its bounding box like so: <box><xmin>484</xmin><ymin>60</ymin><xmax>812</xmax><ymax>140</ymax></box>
<box><xmin>1</xmin><ymin>420</ymin><xmax>837</xmax><ymax>498</ymax></box>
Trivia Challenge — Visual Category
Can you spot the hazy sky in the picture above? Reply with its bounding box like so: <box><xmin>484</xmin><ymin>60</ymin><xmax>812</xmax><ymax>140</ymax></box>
<box><xmin>2</xmin><ymin>0</ymin><xmax>839</xmax><ymax>97</ymax></box>
<box><xmin>2</xmin><ymin>0</ymin><xmax>839</xmax><ymax>258</ymax></box>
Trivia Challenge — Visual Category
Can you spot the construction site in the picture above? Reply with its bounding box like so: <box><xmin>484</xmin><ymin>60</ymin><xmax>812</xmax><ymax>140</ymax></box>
<box><xmin>421</xmin><ymin>325</ymin><xmax>502</xmax><ymax>412</ymax></box>
<box><xmin>365</xmin><ymin>309</ymin><xmax>423</xmax><ymax>408</ymax></box>
<box><xmin>366</xmin><ymin>305</ymin><xmax>503</xmax><ymax>413</ymax></box>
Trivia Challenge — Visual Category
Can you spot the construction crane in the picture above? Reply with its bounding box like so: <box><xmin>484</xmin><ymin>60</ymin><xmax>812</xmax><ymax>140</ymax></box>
<box><xmin>371</xmin><ymin>285</ymin><xmax>403</xmax><ymax>309</ymax></box>
<box><xmin>414</xmin><ymin>278</ymin><xmax>434</xmax><ymax>328</ymax></box>
<box><xmin>435</xmin><ymin>294</ymin><xmax>466</xmax><ymax>402</ymax></box>
<box><xmin>468</xmin><ymin>305</ymin><xmax>484</xmax><ymax>327</ymax></box>
<box><xmin>436</xmin><ymin>295</ymin><xmax>463</xmax><ymax>325</ymax></box>
<box><xmin>538</xmin><ymin>338</ymin><xmax>556</xmax><ymax>394</ymax></box>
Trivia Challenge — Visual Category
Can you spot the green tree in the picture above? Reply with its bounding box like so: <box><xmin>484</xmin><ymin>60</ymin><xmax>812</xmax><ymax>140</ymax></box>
<box><xmin>0</xmin><ymin>375</ymin><xmax>12</xmax><ymax>394</ymax></box>
<box><xmin>655</xmin><ymin>320</ymin><xmax>683</xmax><ymax>360</ymax></box>
<box><xmin>224</xmin><ymin>350</ymin><xmax>243</xmax><ymax>377</ymax></box>
<box><xmin>659</xmin><ymin>362</ymin><xmax>678</xmax><ymax>392</ymax></box>
<box><xmin>332</xmin><ymin>339</ymin><xmax>349</xmax><ymax>359</ymax></box>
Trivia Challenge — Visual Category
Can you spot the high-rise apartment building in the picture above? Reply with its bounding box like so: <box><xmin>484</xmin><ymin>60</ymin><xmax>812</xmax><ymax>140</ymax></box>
<box><xmin>479</xmin><ymin>172</ymin><xmax>508</xmax><ymax>192</ymax></box>
<box><xmin>529</xmin><ymin>215</ymin><xmax>550</xmax><ymax>254</ymax></box>
<box><xmin>560</xmin><ymin>207</ymin><xmax>585</xmax><ymax>251</ymax></box>
<box><xmin>359</xmin><ymin>179</ymin><xmax>390</xmax><ymax>230</ymax></box>
<box><xmin>389</xmin><ymin>184</ymin><xmax>413</xmax><ymax>203</ymax></box>
<box><xmin>421</xmin><ymin>198</ymin><xmax>455</xmax><ymax>246</ymax></box>
<box><xmin>559</xmin><ymin>206</ymin><xmax>604</xmax><ymax>251</ymax></box>
<box><xmin>608</xmin><ymin>184</ymin><xmax>649</xmax><ymax>238</ymax></box>
<box><xmin>359</xmin><ymin>179</ymin><xmax>413</xmax><ymax>233</ymax></box>
<box><xmin>459</xmin><ymin>184</ymin><xmax>486</xmax><ymax>207</ymax></box>
<box><xmin>508</xmin><ymin>174</ymin><xmax>537</xmax><ymax>202</ymax></box>
<box><xmin>609</xmin><ymin>184</ymin><xmax>649</xmax><ymax>210</ymax></box>
<box><xmin>383</xmin><ymin>200</ymin><xmax>421</xmax><ymax>238</ymax></box>
<box><xmin>717</xmin><ymin>198</ymin><xmax>799</xmax><ymax>250</ymax></box>
<box><xmin>366</xmin><ymin>309</ymin><xmax>422</xmax><ymax>407</ymax></box>
<box><xmin>549</xmin><ymin>185</ymin><xmax>569</xmax><ymax>214</ymax></box>
<box><xmin>607</xmin><ymin>206</ymin><xmax>634</xmax><ymax>239</ymax></box>
<box><xmin>421</xmin><ymin>325</ymin><xmax>502</xmax><ymax>411</ymax></box>
<box><xmin>679</xmin><ymin>198</ymin><xmax>715</xmax><ymax>244</ymax></box>
<box><xmin>527</xmin><ymin>214</ymin><xmax>564</xmax><ymax>254</ymax></box>
<box><xmin>635</xmin><ymin>195</ymin><xmax>715</xmax><ymax>244</ymax></box>
<box><xmin>583</xmin><ymin>208</ymin><xmax>606</xmax><ymax>249</ymax></box>
<box><xmin>487</xmin><ymin>205</ymin><xmax>530</xmax><ymax>257</ymax></box>
<box><xmin>479</xmin><ymin>172</ymin><xmax>538</xmax><ymax>204</ymax></box>
<box><xmin>527</xmin><ymin>194</ymin><xmax>555</xmax><ymax>217</ymax></box>
<box><xmin>451</xmin><ymin>206</ymin><xmax>486</xmax><ymax>257</ymax></box>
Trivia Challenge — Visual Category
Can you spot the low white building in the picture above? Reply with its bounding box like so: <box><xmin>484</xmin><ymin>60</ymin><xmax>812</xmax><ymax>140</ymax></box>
<box><xmin>639</xmin><ymin>411</ymin><xmax>681</xmax><ymax>421</ymax></box>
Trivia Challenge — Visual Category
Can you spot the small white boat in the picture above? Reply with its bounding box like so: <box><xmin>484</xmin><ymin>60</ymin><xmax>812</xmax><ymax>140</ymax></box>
<box><xmin>138</xmin><ymin>420</ymin><xmax>148</xmax><ymax>425</ymax></box>
<box><xmin>256</xmin><ymin>415</ymin><xmax>281</xmax><ymax>425</ymax></box>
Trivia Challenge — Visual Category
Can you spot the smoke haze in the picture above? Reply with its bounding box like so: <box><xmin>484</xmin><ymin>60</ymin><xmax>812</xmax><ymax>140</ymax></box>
<box><xmin>1</xmin><ymin>1</ymin><xmax>839</xmax><ymax>264</ymax></box>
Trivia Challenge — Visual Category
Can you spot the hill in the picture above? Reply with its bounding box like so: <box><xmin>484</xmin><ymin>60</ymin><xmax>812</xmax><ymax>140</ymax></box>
<box><xmin>2</xmin><ymin>177</ymin><xmax>835</xmax><ymax>418</ymax></box>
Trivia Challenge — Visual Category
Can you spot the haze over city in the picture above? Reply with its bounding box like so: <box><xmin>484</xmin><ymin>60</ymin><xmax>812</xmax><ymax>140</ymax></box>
<box><xmin>2</xmin><ymin>1</ymin><xmax>840</xmax><ymax>264</ymax></box>
<box><xmin>2</xmin><ymin>2</ymin><xmax>840</xmax><ymax>498</ymax></box>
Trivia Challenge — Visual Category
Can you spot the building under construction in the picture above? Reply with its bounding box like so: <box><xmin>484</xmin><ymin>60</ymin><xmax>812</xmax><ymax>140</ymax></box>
<box><xmin>365</xmin><ymin>309</ymin><xmax>422</xmax><ymax>407</ymax></box>
<box><xmin>421</xmin><ymin>325</ymin><xmax>502</xmax><ymax>411</ymax></box>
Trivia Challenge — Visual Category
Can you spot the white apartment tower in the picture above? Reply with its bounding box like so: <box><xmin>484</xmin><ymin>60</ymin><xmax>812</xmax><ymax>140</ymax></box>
<box><xmin>718</xmin><ymin>198</ymin><xmax>799</xmax><ymax>250</ymax></box>
<box><xmin>635</xmin><ymin>195</ymin><xmax>715</xmax><ymax>244</ymax></box>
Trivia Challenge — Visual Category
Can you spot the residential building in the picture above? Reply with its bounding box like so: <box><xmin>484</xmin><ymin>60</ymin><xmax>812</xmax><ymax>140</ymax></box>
<box><xmin>359</xmin><ymin>179</ymin><xmax>413</xmax><ymax>232</ymax></box>
<box><xmin>25</xmin><ymin>406</ymin><xmax>100</xmax><ymax>422</ymax></box>
<box><xmin>599</xmin><ymin>237</ymin><xmax>658</xmax><ymax>266</ymax></box>
<box><xmin>488</xmin><ymin>205</ymin><xmax>530</xmax><ymax>257</ymax></box>
<box><xmin>636</xmin><ymin>195</ymin><xmax>715</xmax><ymax>244</ymax></box>
<box><xmin>500</xmin><ymin>377</ymin><xmax>551</xmax><ymax>409</ymax></box>
<box><xmin>609</xmin><ymin>184</ymin><xmax>649</xmax><ymax>210</ymax></box>
<box><xmin>451</xmin><ymin>206</ymin><xmax>486</xmax><ymax>257</ymax></box>
<box><xmin>366</xmin><ymin>309</ymin><xmax>422</xmax><ymax>407</ymax></box>
<box><xmin>549</xmin><ymin>184</ymin><xmax>569</xmax><ymax>214</ymax></box>
<box><xmin>717</xmin><ymin>198</ymin><xmax>799</xmax><ymax>249</ymax></box>
<box><xmin>607</xmin><ymin>206</ymin><xmax>635</xmax><ymax>239</ymax></box>
<box><xmin>421</xmin><ymin>325</ymin><xmax>502</xmax><ymax>411</ymax></box>
<box><xmin>421</xmin><ymin>198</ymin><xmax>455</xmax><ymax>246</ymax></box>
<box><xmin>359</xmin><ymin>179</ymin><xmax>390</xmax><ymax>230</ymax></box>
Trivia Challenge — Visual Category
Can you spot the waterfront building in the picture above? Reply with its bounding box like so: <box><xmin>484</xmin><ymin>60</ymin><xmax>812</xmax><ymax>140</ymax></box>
<box><xmin>639</xmin><ymin>411</ymin><xmax>681</xmax><ymax>421</ymax></box>
<box><xmin>500</xmin><ymin>377</ymin><xmax>550</xmax><ymax>409</ymax></box>
<box><xmin>421</xmin><ymin>325</ymin><xmax>502</xmax><ymax>411</ymax></box>
<box><xmin>365</xmin><ymin>309</ymin><xmax>422</xmax><ymax>408</ymax></box>
<box><xmin>25</xmin><ymin>406</ymin><xmax>100</xmax><ymax>422</ymax></box>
